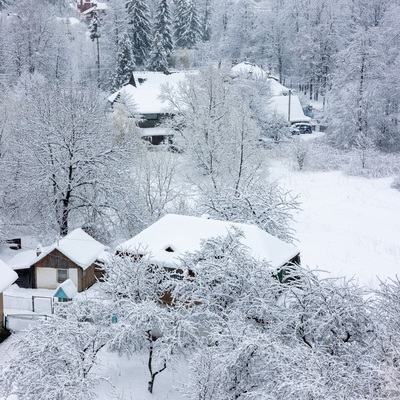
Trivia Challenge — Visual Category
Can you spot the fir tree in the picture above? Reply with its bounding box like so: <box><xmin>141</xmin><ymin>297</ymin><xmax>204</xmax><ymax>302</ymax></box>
<box><xmin>174</xmin><ymin>0</ymin><xmax>200</xmax><ymax>49</ymax></box>
<box><xmin>173</xmin><ymin>0</ymin><xmax>187</xmax><ymax>48</ymax></box>
<box><xmin>0</xmin><ymin>0</ymin><xmax>8</xmax><ymax>10</ymax></box>
<box><xmin>125</xmin><ymin>0</ymin><xmax>152</xmax><ymax>67</ymax></box>
<box><xmin>112</xmin><ymin>33</ymin><xmax>136</xmax><ymax>91</ymax></box>
<box><xmin>147</xmin><ymin>32</ymin><xmax>169</xmax><ymax>71</ymax></box>
<box><xmin>154</xmin><ymin>0</ymin><xmax>173</xmax><ymax>57</ymax></box>
<box><xmin>200</xmin><ymin>0</ymin><xmax>212</xmax><ymax>41</ymax></box>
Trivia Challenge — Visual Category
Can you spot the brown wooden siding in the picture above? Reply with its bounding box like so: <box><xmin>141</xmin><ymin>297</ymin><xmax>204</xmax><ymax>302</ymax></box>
<box><xmin>33</xmin><ymin>248</ymin><xmax>97</xmax><ymax>292</ymax></box>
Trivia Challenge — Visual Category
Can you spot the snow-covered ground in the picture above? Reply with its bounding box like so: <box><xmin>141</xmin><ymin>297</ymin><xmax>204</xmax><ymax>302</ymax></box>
<box><xmin>1</xmin><ymin>158</ymin><xmax>400</xmax><ymax>398</ymax></box>
<box><xmin>270</xmin><ymin>162</ymin><xmax>400</xmax><ymax>288</ymax></box>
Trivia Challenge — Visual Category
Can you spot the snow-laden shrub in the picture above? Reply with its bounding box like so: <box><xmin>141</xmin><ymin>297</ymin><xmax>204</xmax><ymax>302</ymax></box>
<box><xmin>391</xmin><ymin>176</ymin><xmax>400</xmax><ymax>191</ymax></box>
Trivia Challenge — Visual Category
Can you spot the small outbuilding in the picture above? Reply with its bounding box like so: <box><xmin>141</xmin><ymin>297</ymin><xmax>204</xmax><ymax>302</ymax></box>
<box><xmin>7</xmin><ymin>228</ymin><xmax>108</xmax><ymax>292</ymax></box>
<box><xmin>54</xmin><ymin>279</ymin><xmax>78</xmax><ymax>302</ymax></box>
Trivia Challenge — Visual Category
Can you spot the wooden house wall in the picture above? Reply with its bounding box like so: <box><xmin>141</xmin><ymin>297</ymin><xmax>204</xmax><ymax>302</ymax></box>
<box><xmin>79</xmin><ymin>264</ymin><xmax>97</xmax><ymax>291</ymax></box>
<box><xmin>33</xmin><ymin>249</ymin><xmax>97</xmax><ymax>292</ymax></box>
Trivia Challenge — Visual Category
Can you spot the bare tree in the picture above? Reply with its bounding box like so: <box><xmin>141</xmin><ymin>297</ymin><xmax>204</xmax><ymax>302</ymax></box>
<box><xmin>3</xmin><ymin>78</ymin><xmax>127</xmax><ymax>237</ymax></box>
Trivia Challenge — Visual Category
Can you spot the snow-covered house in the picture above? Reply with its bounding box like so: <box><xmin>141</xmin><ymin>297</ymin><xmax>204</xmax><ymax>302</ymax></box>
<box><xmin>7</xmin><ymin>229</ymin><xmax>108</xmax><ymax>292</ymax></box>
<box><xmin>116</xmin><ymin>214</ymin><xmax>300</xmax><ymax>272</ymax></box>
<box><xmin>0</xmin><ymin>260</ymin><xmax>18</xmax><ymax>331</ymax></box>
<box><xmin>77</xmin><ymin>0</ymin><xmax>107</xmax><ymax>21</ymax></box>
<box><xmin>108</xmin><ymin>71</ymin><xmax>197</xmax><ymax>145</ymax></box>
<box><xmin>267</xmin><ymin>94</ymin><xmax>312</xmax><ymax>124</ymax></box>
<box><xmin>231</xmin><ymin>61</ymin><xmax>311</xmax><ymax>125</ymax></box>
<box><xmin>54</xmin><ymin>279</ymin><xmax>78</xmax><ymax>302</ymax></box>
<box><xmin>231</xmin><ymin>61</ymin><xmax>289</xmax><ymax>96</ymax></box>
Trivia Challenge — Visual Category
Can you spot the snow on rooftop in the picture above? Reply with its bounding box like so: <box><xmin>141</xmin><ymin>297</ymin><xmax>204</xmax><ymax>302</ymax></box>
<box><xmin>231</xmin><ymin>61</ymin><xmax>289</xmax><ymax>96</ymax></box>
<box><xmin>267</xmin><ymin>95</ymin><xmax>311</xmax><ymax>124</ymax></box>
<box><xmin>116</xmin><ymin>214</ymin><xmax>299</xmax><ymax>270</ymax></box>
<box><xmin>231</xmin><ymin>61</ymin><xmax>268</xmax><ymax>79</ymax></box>
<box><xmin>108</xmin><ymin>71</ymin><xmax>197</xmax><ymax>115</ymax></box>
<box><xmin>7</xmin><ymin>249</ymin><xmax>47</xmax><ymax>270</ymax></box>
<box><xmin>44</xmin><ymin>228</ymin><xmax>107</xmax><ymax>270</ymax></box>
<box><xmin>139</xmin><ymin>127</ymin><xmax>173</xmax><ymax>137</ymax></box>
<box><xmin>54</xmin><ymin>279</ymin><xmax>77</xmax><ymax>299</ymax></box>
<box><xmin>268</xmin><ymin>79</ymin><xmax>290</xmax><ymax>96</ymax></box>
<box><xmin>0</xmin><ymin>259</ymin><xmax>18</xmax><ymax>292</ymax></box>
<box><xmin>7</xmin><ymin>228</ymin><xmax>107</xmax><ymax>271</ymax></box>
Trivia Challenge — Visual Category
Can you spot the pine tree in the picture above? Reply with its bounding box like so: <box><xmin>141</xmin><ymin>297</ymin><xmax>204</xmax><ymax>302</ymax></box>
<box><xmin>147</xmin><ymin>31</ymin><xmax>169</xmax><ymax>71</ymax></box>
<box><xmin>174</xmin><ymin>0</ymin><xmax>200</xmax><ymax>49</ymax></box>
<box><xmin>154</xmin><ymin>0</ymin><xmax>173</xmax><ymax>58</ymax></box>
<box><xmin>126</xmin><ymin>0</ymin><xmax>152</xmax><ymax>67</ymax></box>
<box><xmin>112</xmin><ymin>33</ymin><xmax>136</xmax><ymax>90</ymax></box>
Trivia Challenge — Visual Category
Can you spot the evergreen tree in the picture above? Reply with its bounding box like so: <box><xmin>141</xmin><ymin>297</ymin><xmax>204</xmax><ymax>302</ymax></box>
<box><xmin>174</xmin><ymin>0</ymin><xmax>200</xmax><ymax>48</ymax></box>
<box><xmin>126</xmin><ymin>0</ymin><xmax>152</xmax><ymax>66</ymax></box>
<box><xmin>0</xmin><ymin>0</ymin><xmax>8</xmax><ymax>10</ymax></box>
<box><xmin>90</xmin><ymin>13</ymin><xmax>101</xmax><ymax>88</ymax></box>
<box><xmin>112</xmin><ymin>33</ymin><xmax>136</xmax><ymax>91</ymax></box>
<box><xmin>147</xmin><ymin>31</ymin><xmax>169</xmax><ymax>71</ymax></box>
<box><xmin>199</xmin><ymin>0</ymin><xmax>212</xmax><ymax>41</ymax></box>
<box><xmin>154</xmin><ymin>0</ymin><xmax>173</xmax><ymax>57</ymax></box>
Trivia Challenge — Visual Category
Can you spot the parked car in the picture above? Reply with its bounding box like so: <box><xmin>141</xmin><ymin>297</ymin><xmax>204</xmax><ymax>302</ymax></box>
<box><xmin>290</xmin><ymin>123</ymin><xmax>312</xmax><ymax>135</ymax></box>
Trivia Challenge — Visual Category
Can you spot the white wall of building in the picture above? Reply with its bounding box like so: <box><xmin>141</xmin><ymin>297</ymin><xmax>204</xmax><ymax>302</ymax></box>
<box><xmin>36</xmin><ymin>268</ymin><xmax>79</xmax><ymax>290</ymax></box>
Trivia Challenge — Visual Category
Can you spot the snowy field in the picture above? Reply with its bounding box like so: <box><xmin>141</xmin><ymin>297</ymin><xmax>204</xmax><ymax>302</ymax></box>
<box><xmin>1</xmin><ymin>159</ymin><xmax>400</xmax><ymax>399</ymax></box>
<box><xmin>270</xmin><ymin>162</ymin><xmax>400</xmax><ymax>289</ymax></box>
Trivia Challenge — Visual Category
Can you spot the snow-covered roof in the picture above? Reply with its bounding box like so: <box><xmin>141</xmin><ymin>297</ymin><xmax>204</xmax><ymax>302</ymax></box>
<box><xmin>54</xmin><ymin>279</ymin><xmax>77</xmax><ymax>299</ymax></box>
<box><xmin>7</xmin><ymin>228</ymin><xmax>107</xmax><ymax>271</ymax></box>
<box><xmin>231</xmin><ymin>61</ymin><xmax>289</xmax><ymax>96</ymax></box>
<box><xmin>81</xmin><ymin>0</ymin><xmax>107</xmax><ymax>14</ymax></box>
<box><xmin>139</xmin><ymin>127</ymin><xmax>173</xmax><ymax>137</ymax></box>
<box><xmin>268</xmin><ymin>79</ymin><xmax>290</xmax><ymax>96</ymax></box>
<box><xmin>108</xmin><ymin>71</ymin><xmax>197</xmax><ymax>115</ymax></box>
<box><xmin>116</xmin><ymin>214</ymin><xmax>299</xmax><ymax>270</ymax></box>
<box><xmin>231</xmin><ymin>61</ymin><xmax>268</xmax><ymax>79</ymax></box>
<box><xmin>267</xmin><ymin>95</ymin><xmax>311</xmax><ymax>124</ymax></box>
<box><xmin>7</xmin><ymin>249</ymin><xmax>45</xmax><ymax>270</ymax></box>
<box><xmin>0</xmin><ymin>259</ymin><xmax>18</xmax><ymax>292</ymax></box>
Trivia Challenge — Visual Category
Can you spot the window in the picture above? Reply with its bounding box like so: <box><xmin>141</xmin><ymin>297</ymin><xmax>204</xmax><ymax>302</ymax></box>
<box><xmin>57</xmin><ymin>269</ymin><xmax>68</xmax><ymax>283</ymax></box>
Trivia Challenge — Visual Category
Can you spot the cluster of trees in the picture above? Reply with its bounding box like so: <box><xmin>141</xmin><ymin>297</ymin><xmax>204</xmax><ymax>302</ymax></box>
<box><xmin>102</xmin><ymin>0</ymin><xmax>204</xmax><ymax>88</ymax></box>
<box><xmin>1</xmin><ymin>230</ymin><xmax>400</xmax><ymax>399</ymax></box>
<box><xmin>0</xmin><ymin>0</ymin><xmax>398</xmax><ymax>240</ymax></box>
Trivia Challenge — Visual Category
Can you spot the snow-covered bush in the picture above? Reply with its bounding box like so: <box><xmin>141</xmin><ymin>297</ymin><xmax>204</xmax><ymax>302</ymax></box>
<box><xmin>391</xmin><ymin>176</ymin><xmax>400</xmax><ymax>191</ymax></box>
<box><xmin>291</xmin><ymin>137</ymin><xmax>310</xmax><ymax>171</ymax></box>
